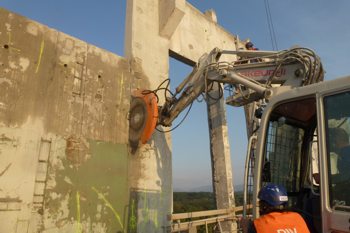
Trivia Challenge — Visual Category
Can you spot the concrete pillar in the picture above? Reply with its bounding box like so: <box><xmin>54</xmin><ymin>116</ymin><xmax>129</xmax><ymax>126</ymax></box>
<box><xmin>125</xmin><ymin>1</ymin><xmax>173</xmax><ymax>232</ymax></box>
<box><xmin>124</xmin><ymin>1</ymin><xmax>242</xmax><ymax>232</ymax></box>
<box><xmin>207</xmin><ymin>84</ymin><xmax>236</xmax><ymax>232</ymax></box>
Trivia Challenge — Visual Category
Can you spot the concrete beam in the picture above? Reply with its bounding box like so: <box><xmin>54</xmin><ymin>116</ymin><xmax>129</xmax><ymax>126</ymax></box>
<box><xmin>170</xmin><ymin>2</ymin><xmax>238</xmax><ymax>63</ymax></box>
<box><xmin>204</xmin><ymin>9</ymin><xmax>217</xmax><ymax>23</ymax></box>
<box><xmin>159</xmin><ymin>0</ymin><xmax>185</xmax><ymax>39</ymax></box>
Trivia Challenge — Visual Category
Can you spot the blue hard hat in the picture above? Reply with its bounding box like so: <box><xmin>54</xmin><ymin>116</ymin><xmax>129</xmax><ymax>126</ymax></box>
<box><xmin>245</xmin><ymin>42</ymin><xmax>254</xmax><ymax>48</ymax></box>
<box><xmin>258</xmin><ymin>183</ymin><xmax>288</xmax><ymax>207</ymax></box>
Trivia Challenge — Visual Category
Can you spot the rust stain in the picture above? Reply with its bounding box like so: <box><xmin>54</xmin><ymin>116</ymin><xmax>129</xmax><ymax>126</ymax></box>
<box><xmin>65</xmin><ymin>136</ymin><xmax>89</xmax><ymax>167</ymax></box>
<box><xmin>55</xmin><ymin>218</ymin><xmax>68</xmax><ymax>228</ymax></box>
<box><xmin>0</xmin><ymin>134</ymin><xmax>13</xmax><ymax>142</ymax></box>
<box><xmin>94</xmin><ymin>93</ymin><xmax>103</xmax><ymax>101</ymax></box>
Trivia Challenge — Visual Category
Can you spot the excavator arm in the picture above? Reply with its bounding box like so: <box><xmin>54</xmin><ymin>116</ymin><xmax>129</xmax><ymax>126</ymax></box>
<box><xmin>128</xmin><ymin>47</ymin><xmax>323</xmax><ymax>151</ymax></box>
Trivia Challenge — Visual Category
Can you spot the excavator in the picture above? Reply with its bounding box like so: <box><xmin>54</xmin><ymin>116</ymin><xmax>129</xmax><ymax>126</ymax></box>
<box><xmin>128</xmin><ymin>46</ymin><xmax>350</xmax><ymax>232</ymax></box>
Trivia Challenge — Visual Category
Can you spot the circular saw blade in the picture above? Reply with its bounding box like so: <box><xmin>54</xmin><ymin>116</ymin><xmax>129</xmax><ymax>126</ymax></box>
<box><xmin>129</xmin><ymin>97</ymin><xmax>148</xmax><ymax>150</ymax></box>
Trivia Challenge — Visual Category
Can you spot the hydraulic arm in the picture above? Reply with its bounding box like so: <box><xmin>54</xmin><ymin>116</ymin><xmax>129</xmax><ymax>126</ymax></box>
<box><xmin>128</xmin><ymin>47</ymin><xmax>323</xmax><ymax>151</ymax></box>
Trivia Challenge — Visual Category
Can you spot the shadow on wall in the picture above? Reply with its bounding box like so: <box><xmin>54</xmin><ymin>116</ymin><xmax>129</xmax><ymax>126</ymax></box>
<box><xmin>127</xmin><ymin>132</ymin><xmax>172</xmax><ymax>233</ymax></box>
<box><xmin>46</xmin><ymin>139</ymin><xmax>129</xmax><ymax>232</ymax></box>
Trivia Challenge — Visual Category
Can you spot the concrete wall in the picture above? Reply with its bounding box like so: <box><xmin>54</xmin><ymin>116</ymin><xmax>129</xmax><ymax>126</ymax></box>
<box><xmin>0</xmin><ymin>0</ymin><xmax>244</xmax><ymax>232</ymax></box>
<box><xmin>0</xmin><ymin>8</ymin><xmax>133</xmax><ymax>233</ymax></box>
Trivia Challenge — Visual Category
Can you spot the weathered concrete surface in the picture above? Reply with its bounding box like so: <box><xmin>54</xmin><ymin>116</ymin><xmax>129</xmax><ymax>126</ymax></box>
<box><xmin>207</xmin><ymin>85</ymin><xmax>236</xmax><ymax>231</ymax></box>
<box><xmin>125</xmin><ymin>1</ymin><xmax>174</xmax><ymax>233</ymax></box>
<box><xmin>0</xmin><ymin>8</ymin><xmax>131</xmax><ymax>233</ymax></box>
<box><xmin>125</xmin><ymin>1</ymin><xmax>240</xmax><ymax>232</ymax></box>
<box><xmin>159</xmin><ymin>0</ymin><xmax>185</xmax><ymax>38</ymax></box>
<box><xmin>169</xmin><ymin>2</ymin><xmax>239</xmax><ymax>62</ymax></box>
<box><xmin>1</xmin><ymin>0</ymin><xmax>245</xmax><ymax>232</ymax></box>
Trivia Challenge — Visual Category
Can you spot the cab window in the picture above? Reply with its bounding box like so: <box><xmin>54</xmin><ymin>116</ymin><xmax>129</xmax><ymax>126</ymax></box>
<box><xmin>262</xmin><ymin>97</ymin><xmax>316</xmax><ymax>205</ymax></box>
<box><xmin>264</xmin><ymin>121</ymin><xmax>304</xmax><ymax>194</ymax></box>
<box><xmin>323</xmin><ymin>91</ymin><xmax>350</xmax><ymax>212</ymax></box>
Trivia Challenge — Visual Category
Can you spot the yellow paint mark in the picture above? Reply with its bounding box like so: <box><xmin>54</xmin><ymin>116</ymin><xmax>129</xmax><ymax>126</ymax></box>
<box><xmin>76</xmin><ymin>191</ymin><xmax>82</xmax><ymax>233</ymax></box>
<box><xmin>119</xmin><ymin>73</ymin><xmax>124</xmax><ymax>105</ymax></box>
<box><xmin>7</xmin><ymin>32</ymin><xmax>21</xmax><ymax>53</ymax></box>
<box><xmin>92</xmin><ymin>186</ymin><xmax>124</xmax><ymax>230</ymax></box>
<box><xmin>35</xmin><ymin>39</ymin><xmax>45</xmax><ymax>73</ymax></box>
<box><xmin>10</xmin><ymin>47</ymin><xmax>21</xmax><ymax>52</ymax></box>
<box><xmin>153</xmin><ymin>210</ymin><xmax>158</xmax><ymax>229</ymax></box>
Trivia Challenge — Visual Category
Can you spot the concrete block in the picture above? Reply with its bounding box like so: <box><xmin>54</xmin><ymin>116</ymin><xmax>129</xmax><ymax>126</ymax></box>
<box><xmin>159</xmin><ymin>0</ymin><xmax>185</xmax><ymax>38</ymax></box>
<box><xmin>204</xmin><ymin>9</ymin><xmax>217</xmax><ymax>23</ymax></box>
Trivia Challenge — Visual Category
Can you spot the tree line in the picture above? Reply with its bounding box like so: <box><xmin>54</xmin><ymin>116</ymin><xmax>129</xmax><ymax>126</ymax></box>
<box><xmin>173</xmin><ymin>191</ymin><xmax>244</xmax><ymax>213</ymax></box>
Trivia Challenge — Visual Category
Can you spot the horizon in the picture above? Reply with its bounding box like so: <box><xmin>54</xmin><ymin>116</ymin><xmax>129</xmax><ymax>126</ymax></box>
<box><xmin>173</xmin><ymin>183</ymin><xmax>244</xmax><ymax>193</ymax></box>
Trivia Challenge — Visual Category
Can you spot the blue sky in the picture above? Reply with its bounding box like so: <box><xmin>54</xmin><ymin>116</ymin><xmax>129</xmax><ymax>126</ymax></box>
<box><xmin>2</xmin><ymin>0</ymin><xmax>350</xmax><ymax>191</ymax></box>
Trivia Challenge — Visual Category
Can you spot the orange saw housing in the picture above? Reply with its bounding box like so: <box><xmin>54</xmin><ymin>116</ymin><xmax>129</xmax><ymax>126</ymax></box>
<box><xmin>130</xmin><ymin>89</ymin><xmax>158</xmax><ymax>144</ymax></box>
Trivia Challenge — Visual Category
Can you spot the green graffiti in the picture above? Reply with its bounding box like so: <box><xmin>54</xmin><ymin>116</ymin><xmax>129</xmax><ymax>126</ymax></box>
<box><xmin>143</xmin><ymin>191</ymin><xmax>150</xmax><ymax>223</ymax></box>
<box><xmin>76</xmin><ymin>191</ymin><xmax>82</xmax><ymax>233</ymax></box>
<box><xmin>129</xmin><ymin>199</ymin><xmax>137</xmax><ymax>231</ymax></box>
<box><xmin>130</xmin><ymin>190</ymin><xmax>165</xmax><ymax>232</ymax></box>
<box><xmin>92</xmin><ymin>186</ymin><xmax>124</xmax><ymax>230</ymax></box>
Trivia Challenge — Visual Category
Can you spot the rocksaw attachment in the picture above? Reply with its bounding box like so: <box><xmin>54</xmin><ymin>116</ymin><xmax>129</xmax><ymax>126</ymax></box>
<box><xmin>128</xmin><ymin>89</ymin><xmax>158</xmax><ymax>153</ymax></box>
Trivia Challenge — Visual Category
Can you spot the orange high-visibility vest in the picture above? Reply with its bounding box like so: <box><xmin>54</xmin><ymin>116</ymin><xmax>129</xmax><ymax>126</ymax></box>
<box><xmin>253</xmin><ymin>211</ymin><xmax>310</xmax><ymax>233</ymax></box>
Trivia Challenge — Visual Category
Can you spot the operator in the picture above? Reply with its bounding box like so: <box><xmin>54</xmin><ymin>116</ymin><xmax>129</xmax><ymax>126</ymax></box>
<box><xmin>245</xmin><ymin>41</ymin><xmax>258</xmax><ymax>50</ymax></box>
<box><xmin>235</xmin><ymin>41</ymin><xmax>259</xmax><ymax>65</ymax></box>
<box><xmin>245</xmin><ymin>41</ymin><xmax>262</xmax><ymax>63</ymax></box>
<box><xmin>313</xmin><ymin>127</ymin><xmax>349</xmax><ymax>183</ymax></box>
<box><xmin>332</xmin><ymin>127</ymin><xmax>350</xmax><ymax>180</ymax></box>
<box><xmin>330</xmin><ymin>127</ymin><xmax>350</xmax><ymax>205</ymax></box>
<box><xmin>327</xmin><ymin>127</ymin><xmax>350</xmax><ymax>175</ymax></box>
<box><xmin>241</xmin><ymin>183</ymin><xmax>310</xmax><ymax>233</ymax></box>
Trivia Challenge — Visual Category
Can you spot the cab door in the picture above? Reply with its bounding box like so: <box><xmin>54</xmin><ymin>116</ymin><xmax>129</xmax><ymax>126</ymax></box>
<box><xmin>252</xmin><ymin>76</ymin><xmax>350</xmax><ymax>233</ymax></box>
<box><xmin>317</xmin><ymin>76</ymin><xmax>350</xmax><ymax>232</ymax></box>
<box><xmin>253</xmin><ymin>92</ymin><xmax>320</xmax><ymax>230</ymax></box>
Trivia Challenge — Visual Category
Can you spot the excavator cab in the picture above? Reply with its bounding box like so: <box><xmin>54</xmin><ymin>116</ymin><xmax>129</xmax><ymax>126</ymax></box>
<box><xmin>250</xmin><ymin>75</ymin><xmax>350</xmax><ymax>232</ymax></box>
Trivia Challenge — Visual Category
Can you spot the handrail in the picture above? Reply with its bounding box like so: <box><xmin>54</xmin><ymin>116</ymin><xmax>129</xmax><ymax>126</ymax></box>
<box><xmin>170</xmin><ymin>208</ymin><xmax>234</xmax><ymax>221</ymax></box>
<box><xmin>172</xmin><ymin>214</ymin><xmax>235</xmax><ymax>232</ymax></box>
<box><xmin>169</xmin><ymin>205</ymin><xmax>252</xmax><ymax>232</ymax></box>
